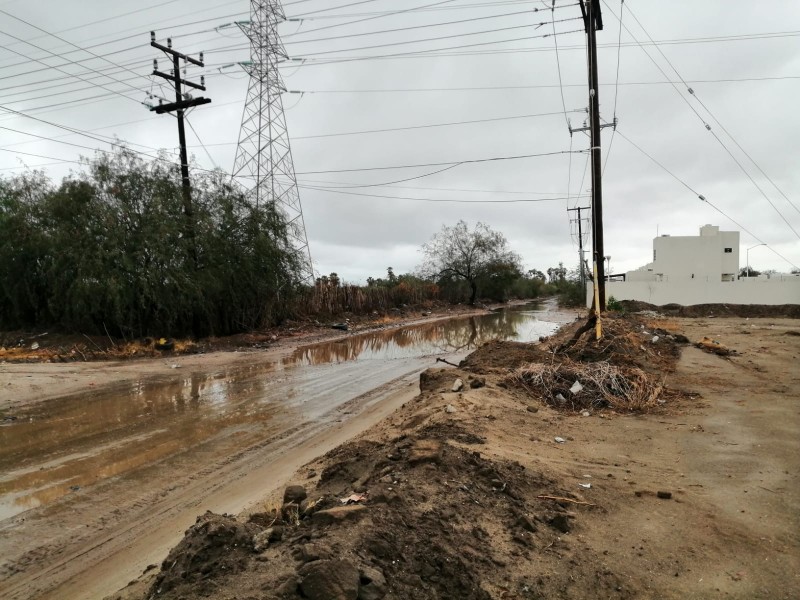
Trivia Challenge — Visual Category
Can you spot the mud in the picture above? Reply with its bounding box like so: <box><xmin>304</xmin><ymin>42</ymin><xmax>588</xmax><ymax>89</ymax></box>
<box><xmin>0</xmin><ymin>302</ymin><xmax>573</xmax><ymax>599</ymax></box>
<box><xmin>110</xmin><ymin>313</ymin><xmax>800</xmax><ymax>600</ymax></box>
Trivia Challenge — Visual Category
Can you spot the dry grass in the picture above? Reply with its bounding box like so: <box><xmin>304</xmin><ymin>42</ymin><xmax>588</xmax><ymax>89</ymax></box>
<box><xmin>646</xmin><ymin>318</ymin><xmax>682</xmax><ymax>333</ymax></box>
<box><xmin>511</xmin><ymin>359</ymin><xmax>663</xmax><ymax>413</ymax></box>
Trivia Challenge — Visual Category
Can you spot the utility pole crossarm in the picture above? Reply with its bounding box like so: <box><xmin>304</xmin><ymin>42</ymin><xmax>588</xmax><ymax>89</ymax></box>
<box><xmin>146</xmin><ymin>31</ymin><xmax>212</xmax><ymax>267</ymax></box>
<box><xmin>151</xmin><ymin>98</ymin><xmax>211</xmax><ymax>114</ymax></box>
<box><xmin>152</xmin><ymin>69</ymin><xmax>206</xmax><ymax>91</ymax></box>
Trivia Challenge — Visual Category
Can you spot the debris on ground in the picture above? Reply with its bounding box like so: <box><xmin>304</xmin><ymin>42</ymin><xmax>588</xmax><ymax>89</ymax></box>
<box><xmin>695</xmin><ymin>336</ymin><xmax>733</xmax><ymax>356</ymax></box>
<box><xmin>511</xmin><ymin>360</ymin><xmax>663</xmax><ymax>412</ymax></box>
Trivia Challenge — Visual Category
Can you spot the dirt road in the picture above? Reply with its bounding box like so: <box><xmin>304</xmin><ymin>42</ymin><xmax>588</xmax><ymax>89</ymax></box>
<box><xmin>110</xmin><ymin>315</ymin><xmax>799</xmax><ymax>600</ymax></box>
<box><xmin>0</xmin><ymin>303</ymin><xmax>570</xmax><ymax>599</ymax></box>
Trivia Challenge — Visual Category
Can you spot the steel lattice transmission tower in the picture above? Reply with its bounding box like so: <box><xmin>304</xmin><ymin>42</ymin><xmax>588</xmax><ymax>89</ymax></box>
<box><xmin>232</xmin><ymin>0</ymin><xmax>313</xmax><ymax>282</ymax></box>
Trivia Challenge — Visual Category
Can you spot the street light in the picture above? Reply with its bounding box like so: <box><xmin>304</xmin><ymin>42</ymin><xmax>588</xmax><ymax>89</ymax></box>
<box><xmin>746</xmin><ymin>243</ymin><xmax>766</xmax><ymax>278</ymax></box>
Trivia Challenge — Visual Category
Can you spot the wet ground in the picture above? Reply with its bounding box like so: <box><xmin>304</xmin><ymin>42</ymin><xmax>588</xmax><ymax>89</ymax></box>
<box><xmin>0</xmin><ymin>301</ymin><xmax>571</xmax><ymax>600</ymax></box>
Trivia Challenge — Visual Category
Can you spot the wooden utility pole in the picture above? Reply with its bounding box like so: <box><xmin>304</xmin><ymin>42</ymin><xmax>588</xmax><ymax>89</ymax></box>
<box><xmin>148</xmin><ymin>32</ymin><xmax>211</xmax><ymax>253</ymax></box>
<box><xmin>567</xmin><ymin>205</ymin><xmax>591</xmax><ymax>293</ymax></box>
<box><xmin>580</xmin><ymin>0</ymin><xmax>606</xmax><ymax>311</ymax></box>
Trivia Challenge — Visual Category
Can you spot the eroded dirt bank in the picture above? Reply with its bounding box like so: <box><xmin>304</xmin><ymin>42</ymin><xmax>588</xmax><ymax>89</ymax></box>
<box><xmin>109</xmin><ymin>314</ymin><xmax>799</xmax><ymax>600</ymax></box>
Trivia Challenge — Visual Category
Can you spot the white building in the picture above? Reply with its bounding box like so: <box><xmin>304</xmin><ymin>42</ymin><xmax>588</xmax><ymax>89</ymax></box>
<box><xmin>627</xmin><ymin>225</ymin><xmax>740</xmax><ymax>283</ymax></box>
<box><xmin>588</xmin><ymin>225</ymin><xmax>800</xmax><ymax>307</ymax></box>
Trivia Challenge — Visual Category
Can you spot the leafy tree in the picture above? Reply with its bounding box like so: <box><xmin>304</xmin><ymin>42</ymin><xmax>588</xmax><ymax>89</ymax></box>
<box><xmin>739</xmin><ymin>266</ymin><xmax>760</xmax><ymax>277</ymax></box>
<box><xmin>0</xmin><ymin>147</ymin><xmax>304</xmax><ymax>337</ymax></box>
<box><xmin>419</xmin><ymin>220</ymin><xmax>521</xmax><ymax>304</ymax></box>
<box><xmin>527</xmin><ymin>268</ymin><xmax>546</xmax><ymax>281</ymax></box>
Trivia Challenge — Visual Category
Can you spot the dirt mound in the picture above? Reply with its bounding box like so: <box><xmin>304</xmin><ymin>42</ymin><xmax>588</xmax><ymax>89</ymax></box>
<box><xmin>126</xmin><ymin>424</ymin><xmax>627</xmax><ymax>600</ymax></box>
<box><xmin>547</xmin><ymin>313</ymin><xmax>686</xmax><ymax>375</ymax></box>
<box><xmin>459</xmin><ymin>339</ymin><xmax>548</xmax><ymax>371</ymax></box>
<box><xmin>618</xmin><ymin>300</ymin><xmax>800</xmax><ymax>318</ymax></box>
<box><xmin>150</xmin><ymin>512</ymin><xmax>260</xmax><ymax>595</ymax></box>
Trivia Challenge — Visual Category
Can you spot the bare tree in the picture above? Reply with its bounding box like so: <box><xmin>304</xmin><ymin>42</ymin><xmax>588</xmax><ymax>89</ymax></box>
<box><xmin>420</xmin><ymin>220</ymin><xmax>521</xmax><ymax>304</ymax></box>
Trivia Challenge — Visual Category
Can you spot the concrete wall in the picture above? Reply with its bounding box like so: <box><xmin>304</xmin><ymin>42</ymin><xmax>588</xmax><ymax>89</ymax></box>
<box><xmin>627</xmin><ymin>225</ymin><xmax>740</xmax><ymax>283</ymax></box>
<box><xmin>587</xmin><ymin>277</ymin><xmax>800</xmax><ymax>307</ymax></box>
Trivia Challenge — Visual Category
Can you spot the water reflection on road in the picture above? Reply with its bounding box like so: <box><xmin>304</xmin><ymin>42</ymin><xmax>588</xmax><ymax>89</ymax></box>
<box><xmin>0</xmin><ymin>301</ymin><xmax>568</xmax><ymax>520</ymax></box>
<box><xmin>288</xmin><ymin>304</ymin><xmax>561</xmax><ymax>366</ymax></box>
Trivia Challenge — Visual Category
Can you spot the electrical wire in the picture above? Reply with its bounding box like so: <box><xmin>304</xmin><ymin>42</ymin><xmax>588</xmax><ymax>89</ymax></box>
<box><xmin>295</xmin><ymin>150</ymin><xmax>582</xmax><ymax>175</ymax></box>
<box><xmin>298</xmin><ymin>184</ymin><xmax>577</xmax><ymax>204</ymax></box>
<box><xmin>603</xmin><ymin>0</ymin><xmax>800</xmax><ymax>240</ymax></box>
<box><xmin>284</xmin><ymin>0</ymin><xmax>463</xmax><ymax>39</ymax></box>
<box><xmin>550</xmin><ymin>1</ymin><xmax>570</xmax><ymax>130</ymax></box>
<box><xmin>282</xmin><ymin>8</ymin><xmax>538</xmax><ymax>46</ymax></box>
<box><xmin>280</xmin><ymin>29</ymin><xmax>586</xmax><ymax>67</ymax></box>
<box><xmin>619</xmin><ymin>1</ymin><xmax>800</xmax><ymax>219</ymax></box>
<box><xmin>614</xmin><ymin>128</ymin><xmax>798</xmax><ymax>271</ymax></box>
<box><xmin>292</xmin><ymin>17</ymin><xmax>582</xmax><ymax>57</ymax></box>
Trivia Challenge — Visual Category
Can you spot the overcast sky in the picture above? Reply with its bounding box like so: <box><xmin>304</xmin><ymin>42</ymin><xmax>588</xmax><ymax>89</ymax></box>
<box><xmin>1</xmin><ymin>0</ymin><xmax>799</xmax><ymax>282</ymax></box>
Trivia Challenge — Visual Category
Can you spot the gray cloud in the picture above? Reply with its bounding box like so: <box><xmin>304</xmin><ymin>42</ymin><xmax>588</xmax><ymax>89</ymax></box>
<box><xmin>1</xmin><ymin>0</ymin><xmax>798</xmax><ymax>281</ymax></box>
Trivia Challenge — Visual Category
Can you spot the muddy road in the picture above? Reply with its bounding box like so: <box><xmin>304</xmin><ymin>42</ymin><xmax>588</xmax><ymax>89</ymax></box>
<box><xmin>0</xmin><ymin>302</ymin><xmax>570</xmax><ymax>600</ymax></box>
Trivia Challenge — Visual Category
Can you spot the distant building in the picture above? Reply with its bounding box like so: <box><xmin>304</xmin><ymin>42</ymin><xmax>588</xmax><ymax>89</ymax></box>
<box><xmin>627</xmin><ymin>225</ymin><xmax>739</xmax><ymax>283</ymax></box>
<box><xmin>588</xmin><ymin>224</ymin><xmax>800</xmax><ymax>307</ymax></box>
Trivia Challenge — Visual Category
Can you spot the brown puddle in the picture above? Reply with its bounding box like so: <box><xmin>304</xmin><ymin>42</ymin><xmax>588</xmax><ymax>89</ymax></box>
<box><xmin>0</xmin><ymin>302</ymin><xmax>568</xmax><ymax>519</ymax></box>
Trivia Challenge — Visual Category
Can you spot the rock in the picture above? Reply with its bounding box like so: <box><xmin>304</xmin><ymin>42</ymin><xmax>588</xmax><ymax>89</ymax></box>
<box><xmin>358</xmin><ymin>565</ymin><xmax>388</xmax><ymax>600</ymax></box>
<box><xmin>569</xmin><ymin>381</ymin><xmax>583</xmax><ymax>394</ymax></box>
<box><xmin>445</xmin><ymin>404</ymin><xmax>457</xmax><ymax>414</ymax></box>
<box><xmin>284</xmin><ymin>485</ymin><xmax>307</xmax><ymax>504</ymax></box>
<box><xmin>656</xmin><ymin>491</ymin><xmax>673</xmax><ymax>499</ymax></box>
<box><xmin>276</xmin><ymin>577</ymin><xmax>300</xmax><ymax>597</ymax></box>
<box><xmin>311</xmin><ymin>505</ymin><xmax>367</xmax><ymax>526</ymax></box>
<box><xmin>581</xmin><ymin>410</ymin><xmax>591</xmax><ymax>417</ymax></box>
<box><xmin>548</xmin><ymin>514</ymin><xmax>571</xmax><ymax>533</ymax></box>
<box><xmin>515</xmin><ymin>514</ymin><xmax>537</xmax><ymax>533</ymax></box>
<box><xmin>555</xmin><ymin>393</ymin><xmax>566</xmax><ymax>404</ymax></box>
<box><xmin>651</xmin><ymin>335</ymin><xmax>660</xmax><ymax>343</ymax></box>
<box><xmin>407</xmin><ymin>439</ymin><xmax>443</xmax><ymax>465</ymax></box>
<box><xmin>253</xmin><ymin>526</ymin><xmax>283</xmax><ymax>552</ymax></box>
<box><xmin>469</xmin><ymin>377</ymin><xmax>486</xmax><ymax>389</ymax></box>
<box><xmin>554</xmin><ymin>437</ymin><xmax>566</xmax><ymax>444</ymax></box>
<box><xmin>451</xmin><ymin>378</ymin><xmax>463</xmax><ymax>392</ymax></box>
<box><xmin>298</xmin><ymin>559</ymin><xmax>360</xmax><ymax>600</ymax></box>
<box><xmin>379</xmin><ymin>475</ymin><xmax>393</xmax><ymax>484</ymax></box>
<box><xmin>292</xmin><ymin>542</ymin><xmax>332</xmax><ymax>564</ymax></box>
<box><xmin>526</xmin><ymin>405</ymin><xmax>539</xmax><ymax>413</ymax></box>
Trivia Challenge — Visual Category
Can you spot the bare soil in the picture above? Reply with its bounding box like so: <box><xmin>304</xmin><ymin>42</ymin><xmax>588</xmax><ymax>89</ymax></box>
<box><xmin>106</xmin><ymin>314</ymin><xmax>800</xmax><ymax>600</ymax></box>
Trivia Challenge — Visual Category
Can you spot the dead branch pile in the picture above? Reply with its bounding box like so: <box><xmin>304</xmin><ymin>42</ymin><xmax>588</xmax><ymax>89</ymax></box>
<box><xmin>511</xmin><ymin>359</ymin><xmax>663</xmax><ymax>412</ymax></box>
<box><xmin>553</xmin><ymin>313</ymin><xmax>682</xmax><ymax>373</ymax></box>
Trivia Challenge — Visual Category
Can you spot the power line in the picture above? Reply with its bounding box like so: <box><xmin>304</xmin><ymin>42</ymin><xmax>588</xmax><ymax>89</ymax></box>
<box><xmin>282</xmin><ymin>8</ymin><xmax>537</xmax><ymax>46</ymax></box>
<box><xmin>285</xmin><ymin>0</ymin><xmax>575</xmax><ymax>23</ymax></box>
<box><xmin>296</xmin><ymin>177</ymin><xmax>591</xmax><ymax>196</ymax></box>
<box><xmin>284</xmin><ymin>0</ymin><xmax>463</xmax><ymax>39</ymax></box>
<box><xmin>299</xmin><ymin>184</ymin><xmax>579</xmax><ymax>204</ymax></box>
<box><xmin>289</xmin><ymin>76</ymin><xmax>800</xmax><ymax>94</ymax></box>
<box><xmin>282</xmin><ymin>29</ymin><xmax>586</xmax><ymax>67</ymax></box>
<box><xmin>279</xmin><ymin>29</ymin><xmax>800</xmax><ymax>65</ymax></box>
<box><xmin>550</xmin><ymin>1</ymin><xmax>570</xmax><ymax>129</ymax></box>
<box><xmin>295</xmin><ymin>149</ymin><xmax>582</xmax><ymax>175</ymax></box>
<box><xmin>602</xmin><ymin>0</ymin><xmax>799</xmax><ymax>240</ymax></box>
<box><xmin>291</xmin><ymin>17</ymin><xmax>583</xmax><ymax>57</ymax></box>
<box><xmin>619</xmin><ymin>3</ymin><xmax>800</xmax><ymax>219</ymax></box>
<box><xmin>291</xmin><ymin>0</ymin><xmax>386</xmax><ymax>19</ymax></box>
<box><xmin>614</xmin><ymin>128</ymin><xmax>798</xmax><ymax>271</ymax></box>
